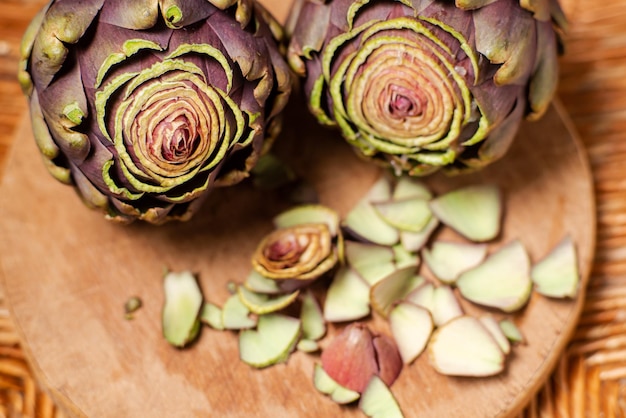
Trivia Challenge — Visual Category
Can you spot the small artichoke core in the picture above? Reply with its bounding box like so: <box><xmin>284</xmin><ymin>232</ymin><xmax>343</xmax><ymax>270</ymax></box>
<box><xmin>154</xmin><ymin>113</ymin><xmax>199</xmax><ymax>163</ymax></box>
<box><xmin>386</xmin><ymin>85</ymin><xmax>423</xmax><ymax>119</ymax></box>
<box><xmin>265</xmin><ymin>233</ymin><xmax>309</xmax><ymax>263</ymax></box>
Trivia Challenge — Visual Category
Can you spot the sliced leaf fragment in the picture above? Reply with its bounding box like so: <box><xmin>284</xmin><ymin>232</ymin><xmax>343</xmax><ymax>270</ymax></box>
<box><xmin>401</xmin><ymin>216</ymin><xmax>439</xmax><ymax>252</ymax></box>
<box><xmin>345</xmin><ymin>241</ymin><xmax>397</xmax><ymax>286</ymax></box>
<box><xmin>359</xmin><ymin>376</ymin><xmax>405</xmax><ymax>418</ymax></box>
<box><xmin>432</xmin><ymin>286</ymin><xmax>464</xmax><ymax>327</ymax></box>
<box><xmin>162</xmin><ymin>271</ymin><xmax>203</xmax><ymax>347</ymax></box>
<box><xmin>531</xmin><ymin>235</ymin><xmax>580</xmax><ymax>298</ymax></box>
<box><xmin>429</xmin><ymin>184</ymin><xmax>502</xmax><ymax>242</ymax></box>
<box><xmin>200</xmin><ymin>302</ymin><xmax>224</xmax><ymax>330</ymax></box>
<box><xmin>239</xmin><ymin>314</ymin><xmax>301</xmax><ymax>368</ymax></box>
<box><xmin>243</xmin><ymin>270</ymin><xmax>282</xmax><ymax>294</ymax></box>
<box><xmin>222</xmin><ymin>294</ymin><xmax>256</xmax><ymax>330</ymax></box>
<box><xmin>479</xmin><ymin>316</ymin><xmax>511</xmax><ymax>354</ymax></box>
<box><xmin>301</xmin><ymin>290</ymin><xmax>326</xmax><ymax>341</ymax></box>
<box><xmin>389</xmin><ymin>302</ymin><xmax>434</xmax><ymax>364</ymax></box>
<box><xmin>324</xmin><ymin>267</ymin><xmax>371</xmax><ymax>322</ymax></box>
<box><xmin>373</xmin><ymin>197</ymin><xmax>432</xmax><ymax>233</ymax></box>
<box><xmin>313</xmin><ymin>363</ymin><xmax>360</xmax><ymax>404</ymax></box>
<box><xmin>423</xmin><ymin>241</ymin><xmax>488</xmax><ymax>284</ymax></box>
<box><xmin>405</xmin><ymin>282</ymin><xmax>435</xmax><ymax>313</ymax></box>
<box><xmin>392</xmin><ymin>177</ymin><xmax>433</xmax><ymax>200</ymax></box>
<box><xmin>343</xmin><ymin>177</ymin><xmax>400</xmax><ymax>246</ymax></box>
<box><xmin>297</xmin><ymin>339</ymin><xmax>320</xmax><ymax>353</ymax></box>
<box><xmin>500</xmin><ymin>319</ymin><xmax>524</xmax><ymax>343</ymax></box>
<box><xmin>392</xmin><ymin>244</ymin><xmax>420</xmax><ymax>269</ymax></box>
<box><xmin>370</xmin><ymin>267</ymin><xmax>424</xmax><ymax>317</ymax></box>
<box><xmin>456</xmin><ymin>240</ymin><xmax>532</xmax><ymax>312</ymax></box>
<box><xmin>237</xmin><ymin>285</ymin><xmax>300</xmax><ymax>315</ymax></box>
<box><xmin>428</xmin><ymin>316</ymin><xmax>506</xmax><ymax>377</ymax></box>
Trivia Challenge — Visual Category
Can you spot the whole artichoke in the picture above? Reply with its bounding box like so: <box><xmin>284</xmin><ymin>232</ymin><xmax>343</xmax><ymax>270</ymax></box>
<box><xmin>19</xmin><ymin>0</ymin><xmax>291</xmax><ymax>224</ymax></box>
<box><xmin>287</xmin><ymin>0</ymin><xmax>566</xmax><ymax>175</ymax></box>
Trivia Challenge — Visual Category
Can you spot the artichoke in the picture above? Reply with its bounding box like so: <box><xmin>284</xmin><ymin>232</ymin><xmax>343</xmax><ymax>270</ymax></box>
<box><xmin>19</xmin><ymin>0</ymin><xmax>291</xmax><ymax>224</ymax></box>
<box><xmin>287</xmin><ymin>0</ymin><xmax>566</xmax><ymax>175</ymax></box>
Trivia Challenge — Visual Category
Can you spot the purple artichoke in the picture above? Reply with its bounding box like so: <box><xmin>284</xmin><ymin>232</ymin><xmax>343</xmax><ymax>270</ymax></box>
<box><xmin>19</xmin><ymin>0</ymin><xmax>291</xmax><ymax>224</ymax></box>
<box><xmin>287</xmin><ymin>0</ymin><xmax>566</xmax><ymax>175</ymax></box>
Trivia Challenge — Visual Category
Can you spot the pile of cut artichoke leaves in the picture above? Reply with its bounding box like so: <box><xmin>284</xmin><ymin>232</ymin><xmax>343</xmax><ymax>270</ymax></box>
<box><xmin>20</xmin><ymin>0</ymin><xmax>577</xmax><ymax>416</ymax></box>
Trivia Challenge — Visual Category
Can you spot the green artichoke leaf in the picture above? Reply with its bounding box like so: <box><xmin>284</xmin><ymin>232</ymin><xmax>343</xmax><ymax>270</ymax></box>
<box><xmin>98</xmin><ymin>0</ymin><xmax>159</xmax><ymax>30</ymax></box>
<box><xmin>96</xmin><ymin>40</ymin><xmax>163</xmax><ymax>89</ymax></box>
<box><xmin>30</xmin><ymin>0</ymin><xmax>104</xmax><ymax>88</ymax></box>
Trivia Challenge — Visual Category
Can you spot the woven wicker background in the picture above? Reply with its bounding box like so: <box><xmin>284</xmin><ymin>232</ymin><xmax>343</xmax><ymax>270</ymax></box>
<box><xmin>0</xmin><ymin>0</ymin><xmax>625</xmax><ymax>416</ymax></box>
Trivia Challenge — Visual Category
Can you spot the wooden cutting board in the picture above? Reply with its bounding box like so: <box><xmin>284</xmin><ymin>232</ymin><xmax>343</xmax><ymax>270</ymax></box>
<box><xmin>0</xmin><ymin>1</ymin><xmax>595</xmax><ymax>417</ymax></box>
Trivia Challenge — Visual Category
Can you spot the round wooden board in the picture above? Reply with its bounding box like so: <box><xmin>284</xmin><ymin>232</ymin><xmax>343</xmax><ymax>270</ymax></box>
<box><xmin>0</xmin><ymin>94</ymin><xmax>595</xmax><ymax>417</ymax></box>
<box><xmin>0</xmin><ymin>1</ymin><xmax>595</xmax><ymax>415</ymax></box>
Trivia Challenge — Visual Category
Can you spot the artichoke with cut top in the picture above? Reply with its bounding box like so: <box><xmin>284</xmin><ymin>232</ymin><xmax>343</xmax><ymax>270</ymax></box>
<box><xmin>19</xmin><ymin>0</ymin><xmax>291</xmax><ymax>224</ymax></box>
<box><xmin>287</xmin><ymin>0</ymin><xmax>566</xmax><ymax>175</ymax></box>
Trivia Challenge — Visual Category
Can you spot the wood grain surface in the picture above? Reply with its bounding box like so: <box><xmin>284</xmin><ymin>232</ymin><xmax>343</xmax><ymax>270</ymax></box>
<box><xmin>0</xmin><ymin>0</ymin><xmax>623</xmax><ymax>417</ymax></box>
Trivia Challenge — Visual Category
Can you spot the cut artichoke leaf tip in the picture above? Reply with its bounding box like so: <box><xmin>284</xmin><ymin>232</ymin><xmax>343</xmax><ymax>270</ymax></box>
<box><xmin>428</xmin><ymin>316</ymin><xmax>506</xmax><ymax>377</ymax></box>
<box><xmin>359</xmin><ymin>375</ymin><xmax>405</xmax><ymax>418</ymax></box>
<box><xmin>300</xmin><ymin>290</ymin><xmax>326</xmax><ymax>341</ymax></box>
<box><xmin>499</xmin><ymin>319</ymin><xmax>525</xmax><ymax>344</ymax></box>
<box><xmin>222</xmin><ymin>293</ymin><xmax>256</xmax><ymax>330</ymax></box>
<box><xmin>389</xmin><ymin>302</ymin><xmax>434</xmax><ymax>365</ymax></box>
<box><xmin>531</xmin><ymin>235</ymin><xmax>580</xmax><ymax>299</ymax></box>
<box><xmin>422</xmin><ymin>241</ymin><xmax>488</xmax><ymax>284</ymax></box>
<box><xmin>370</xmin><ymin>267</ymin><xmax>424</xmax><ymax>317</ymax></box>
<box><xmin>200</xmin><ymin>302</ymin><xmax>224</xmax><ymax>331</ymax></box>
<box><xmin>236</xmin><ymin>285</ymin><xmax>300</xmax><ymax>315</ymax></box>
<box><xmin>313</xmin><ymin>364</ymin><xmax>361</xmax><ymax>405</ymax></box>
<box><xmin>324</xmin><ymin>266</ymin><xmax>371</xmax><ymax>323</ymax></box>
<box><xmin>238</xmin><ymin>314</ymin><xmax>301</xmax><ymax>368</ymax></box>
<box><xmin>429</xmin><ymin>184</ymin><xmax>503</xmax><ymax>242</ymax></box>
<box><xmin>456</xmin><ymin>240</ymin><xmax>532</xmax><ymax>313</ymax></box>
<box><xmin>162</xmin><ymin>271</ymin><xmax>204</xmax><ymax>348</ymax></box>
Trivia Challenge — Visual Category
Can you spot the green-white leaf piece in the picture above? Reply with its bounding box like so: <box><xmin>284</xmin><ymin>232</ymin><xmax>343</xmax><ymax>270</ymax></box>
<box><xmin>389</xmin><ymin>302</ymin><xmax>434</xmax><ymax>364</ymax></box>
<box><xmin>162</xmin><ymin>271</ymin><xmax>203</xmax><ymax>347</ymax></box>
<box><xmin>405</xmin><ymin>282</ymin><xmax>435</xmax><ymax>313</ymax></box>
<box><xmin>345</xmin><ymin>241</ymin><xmax>397</xmax><ymax>286</ymax></box>
<box><xmin>531</xmin><ymin>235</ymin><xmax>580</xmax><ymax>298</ymax></box>
<box><xmin>428</xmin><ymin>316</ymin><xmax>505</xmax><ymax>377</ymax></box>
<box><xmin>456</xmin><ymin>240</ymin><xmax>532</xmax><ymax>312</ymax></box>
<box><xmin>301</xmin><ymin>290</ymin><xmax>326</xmax><ymax>341</ymax></box>
<box><xmin>401</xmin><ymin>217</ymin><xmax>439</xmax><ymax>252</ymax></box>
<box><xmin>200</xmin><ymin>302</ymin><xmax>224</xmax><ymax>331</ymax></box>
<box><xmin>429</xmin><ymin>184</ymin><xmax>502</xmax><ymax>242</ymax></box>
<box><xmin>392</xmin><ymin>244</ymin><xmax>420</xmax><ymax>269</ymax></box>
<box><xmin>273</xmin><ymin>204</ymin><xmax>340</xmax><ymax>237</ymax></box>
<box><xmin>432</xmin><ymin>286</ymin><xmax>464</xmax><ymax>327</ymax></box>
<box><xmin>370</xmin><ymin>268</ymin><xmax>424</xmax><ymax>317</ymax></box>
<box><xmin>392</xmin><ymin>177</ymin><xmax>433</xmax><ymax>201</ymax></box>
<box><xmin>423</xmin><ymin>241</ymin><xmax>488</xmax><ymax>284</ymax></box>
<box><xmin>324</xmin><ymin>267</ymin><xmax>371</xmax><ymax>322</ymax></box>
<box><xmin>222</xmin><ymin>294</ymin><xmax>256</xmax><ymax>330</ymax></box>
<box><xmin>359</xmin><ymin>375</ymin><xmax>405</xmax><ymax>418</ymax></box>
<box><xmin>499</xmin><ymin>319</ymin><xmax>524</xmax><ymax>344</ymax></box>
<box><xmin>297</xmin><ymin>339</ymin><xmax>320</xmax><ymax>353</ymax></box>
<box><xmin>313</xmin><ymin>363</ymin><xmax>361</xmax><ymax>404</ymax></box>
<box><xmin>343</xmin><ymin>177</ymin><xmax>400</xmax><ymax>246</ymax></box>
<box><xmin>479</xmin><ymin>316</ymin><xmax>511</xmax><ymax>355</ymax></box>
<box><xmin>239</xmin><ymin>314</ymin><xmax>301</xmax><ymax>368</ymax></box>
<box><xmin>237</xmin><ymin>285</ymin><xmax>300</xmax><ymax>315</ymax></box>
<box><xmin>243</xmin><ymin>270</ymin><xmax>282</xmax><ymax>294</ymax></box>
<box><xmin>373</xmin><ymin>198</ymin><xmax>432</xmax><ymax>233</ymax></box>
